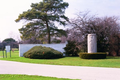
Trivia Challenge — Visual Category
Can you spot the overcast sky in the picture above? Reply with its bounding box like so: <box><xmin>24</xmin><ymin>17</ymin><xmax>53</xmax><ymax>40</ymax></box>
<box><xmin>0</xmin><ymin>0</ymin><xmax>120</xmax><ymax>41</ymax></box>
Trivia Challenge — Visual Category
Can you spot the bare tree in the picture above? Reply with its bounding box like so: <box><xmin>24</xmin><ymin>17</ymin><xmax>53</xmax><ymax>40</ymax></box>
<box><xmin>69</xmin><ymin>11</ymin><xmax>120</xmax><ymax>55</ymax></box>
<box><xmin>68</xmin><ymin>11</ymin><xmax>96</xmax><ymax>52</ymax></box>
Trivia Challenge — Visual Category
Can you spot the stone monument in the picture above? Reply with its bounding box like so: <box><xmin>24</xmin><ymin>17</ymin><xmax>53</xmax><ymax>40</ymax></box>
<box><xmin>87</xmin><ymin>34</ymin><xmax>97</xmax><ymax>53</ymax></box>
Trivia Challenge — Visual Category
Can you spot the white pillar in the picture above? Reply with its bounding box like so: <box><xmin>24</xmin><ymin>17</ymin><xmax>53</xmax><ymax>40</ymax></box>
<box><xmin>88</xmin><ymin>34</ymin><xmax>97</xmax><ymax>53</ymax></box>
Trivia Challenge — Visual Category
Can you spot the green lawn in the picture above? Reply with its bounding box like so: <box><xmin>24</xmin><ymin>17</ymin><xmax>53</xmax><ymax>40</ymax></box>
<box><xmin>0</xmin><ymin>51</ymin><xmax>120</xmax><ymax>68</ymax></box>
<box><xmin>0</xmin><ymin>74</ymin><xmax>79</xmax><ymax>80</ymax></box>
<box><xmin>0</xmin><ymin>50</ymin><xmax>19</xmax><ymax>58</ymax></box>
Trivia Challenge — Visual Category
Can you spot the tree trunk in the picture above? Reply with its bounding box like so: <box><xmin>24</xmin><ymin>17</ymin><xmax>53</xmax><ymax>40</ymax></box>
<box><xmin>46</xmin><ymin>21</ymin><xmax>51</xmax><ymax>44</ymax></box>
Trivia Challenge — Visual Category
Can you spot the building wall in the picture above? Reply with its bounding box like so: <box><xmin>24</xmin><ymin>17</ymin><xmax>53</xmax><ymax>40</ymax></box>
<box><xmin>19</xmin><ymin>43</ymin><xmax>67</xmax><ymax>57</ymax></box>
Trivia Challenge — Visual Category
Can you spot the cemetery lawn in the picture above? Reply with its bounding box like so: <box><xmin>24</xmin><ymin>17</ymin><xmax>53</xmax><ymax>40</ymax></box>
<box><xmin>0</xmin><ymin>74</ymin><xmax>79</xmax><ymax>80</ymax></box>
<box><xmin>0</xmin><ymin>51</ymin><xmax>120</xmax><ymax>68</ymax></box>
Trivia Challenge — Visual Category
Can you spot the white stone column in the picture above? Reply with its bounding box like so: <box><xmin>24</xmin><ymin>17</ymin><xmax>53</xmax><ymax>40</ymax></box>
<box><xmin>87</xmin><ymin>34</ymin><xmax>97</xmax><ymax>53</ymax></box>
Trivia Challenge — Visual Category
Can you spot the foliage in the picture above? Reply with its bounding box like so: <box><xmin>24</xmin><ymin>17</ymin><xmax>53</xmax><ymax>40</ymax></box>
<box><xmin>109</xmin><ymin>34</ymin><xmax>120</xmax><ymax>56</ymax></box>
<box><xmin>79</xmin><ymin>52</ymin><xmax>107</xmax><ymax>59</ymax></box>
<box><xmin>64</xmin><ymin>41</ymin><xmax>80</xmax><ymax>56</ymax></box>
<box><xmin>20</xmin><ymin>37</ymin><xmax>42</xmax><ymax>44</ymax></box>
<box><xmin>23</xmin><ymin>46</ymin><xmax>63</xmax><ymax>59</ymax></box>
<box><xmin>0</xmin><ymin>38</ymin><xmax>18</xmax><ymax>50</ymax></box>
<box><xmin>3</xmin><ymin>38</ymin><xmax>16</xmax><ymax>43</ymax></box>
<box><xmin>15</xmin><ymin>0</ymin><xmax>69</xmax><ymax>44</ymax></box>
<box><xmin>69</xmin><ymin>11</ymin><xmax>120</xmax><ymax>55</ymax></box>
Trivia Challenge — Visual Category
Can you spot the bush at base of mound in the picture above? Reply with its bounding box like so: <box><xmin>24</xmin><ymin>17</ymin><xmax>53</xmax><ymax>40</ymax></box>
<box><xmin>79</xmin><ymin>52</ymin><xmax>107</xmax><ymax>59</ymax></box>
<box><xmin>23</xmin><ymin>46</ymin><xmax>63</xmax><ymax>59</ymax></box>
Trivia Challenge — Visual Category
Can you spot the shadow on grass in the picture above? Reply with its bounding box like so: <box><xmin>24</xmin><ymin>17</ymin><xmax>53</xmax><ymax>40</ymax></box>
<box><xmin>79</xmin><ymin>56</ymin><xmax>120</xmax><ymax>60</ymax></box>
<box><xmin>106</xmin><ymin>56</ymin><xmax>120</xmax><ymax>59</ymax></box>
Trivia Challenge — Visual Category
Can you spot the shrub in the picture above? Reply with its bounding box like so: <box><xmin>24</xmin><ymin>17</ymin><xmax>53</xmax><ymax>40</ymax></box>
<box><xmin>79</xmin><ymin>52</ymin><xmax>107</xmax><ymax>59</ymax></box>
<box><xmin>64</xmin><ymin>41</ymin><xmax>80</xmax><ymax>56</ymax></box>
<box><xmin>23</xmin><ymin>46</ymin><xmax>63</xmax><ymax>59</ymax></box>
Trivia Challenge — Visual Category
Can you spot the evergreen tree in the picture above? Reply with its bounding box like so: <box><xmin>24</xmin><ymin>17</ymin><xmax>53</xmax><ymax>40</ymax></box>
<box><xmin>15</xmin><ymin>0</ymin><xmax>69</xmax><ymax>44</ymax></box>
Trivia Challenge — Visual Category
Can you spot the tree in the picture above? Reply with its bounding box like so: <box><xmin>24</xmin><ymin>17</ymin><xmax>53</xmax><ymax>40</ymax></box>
<box><xmin>2</xmin><ymin>38</ymin><xmax>18</xmax><ymax>49</ymax></box>
<box><xmin>64</xmin><ymin>40</ymin><xmax>80</xmax><ymax>56</ymax></box>
<box><xmin>3</xmin><ymin>38</ymin><xmax>16</xmax><ymax>43</ymax></box>
<box><xmin>109</xmin><ymin>31</ymin><xmax>120</xmax><ymax>56</ymax></box>
<box><xmin>69</xmin><ymin>11</ymin><xmax>120</xmax><ymax>55</ymax></box>
<box><xmin>66</xmin><ymin>28</ymin><xmax>85</xmax><ymax>52</ymax></box>
<box><xmin>20</xmin><ymin>37</ymin><xmax>41</xmax><ymax>44</ymax></box>
<box><xmin>15</xmin><ymin>0</ymin><xmax>69</xmax><ymax>44</ymax></box>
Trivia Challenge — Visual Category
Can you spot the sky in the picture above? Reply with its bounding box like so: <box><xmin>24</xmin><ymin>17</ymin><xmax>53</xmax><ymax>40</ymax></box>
<box><xmin>0</xmin><ymin>0</ymin><xmax>120</xmax><ymax>41</ymax></box>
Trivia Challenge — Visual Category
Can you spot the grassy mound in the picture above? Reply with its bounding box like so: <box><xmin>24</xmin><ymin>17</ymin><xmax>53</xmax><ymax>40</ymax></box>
<box><xmin>79</xmin><ymin>52</ymin><xmax>107</xmax><ymax>59</ymax></box>
<box><xmin>23</xmin><ymin>46</ymin><xmax>63</xmax><ymax>59</ymax></box>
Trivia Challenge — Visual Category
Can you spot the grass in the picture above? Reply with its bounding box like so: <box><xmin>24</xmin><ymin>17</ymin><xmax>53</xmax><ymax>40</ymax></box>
<box><xmin>0</xmin><ymin>51</ymin><xmax>120</xmax><ymax>68</ymax></box>
<box><xmin>0</xmin><ymin>74</ymin><xmax>79</xmax><ymax>80</ymax></box>
<box><xmin>0</xmin><ymin>50</ymin><xmax>19</xmax><ymax>58</ymax></box>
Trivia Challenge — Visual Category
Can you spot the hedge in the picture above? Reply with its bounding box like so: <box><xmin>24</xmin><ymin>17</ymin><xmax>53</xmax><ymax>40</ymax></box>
<box><xmin>79</xmin><ymin>52</ymin><xmax>107</xmax><ymax>59</ymax></box>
